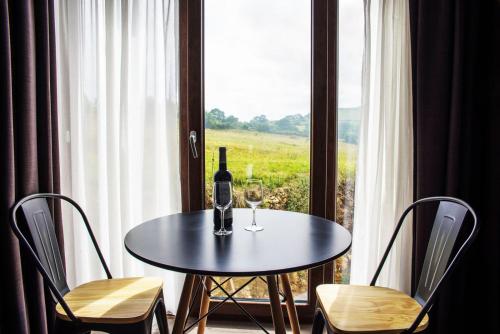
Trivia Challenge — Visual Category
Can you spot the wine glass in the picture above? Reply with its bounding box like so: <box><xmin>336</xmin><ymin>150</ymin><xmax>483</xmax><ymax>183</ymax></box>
<box><xmin>244</xmin><ymin>179</ymin><xmax>264</xmax><ymax>232</ymax></box>
<box><xmin>213</xmin><ymin>181</ymin><xmax>233</xmax><ymax>236</ymax></box>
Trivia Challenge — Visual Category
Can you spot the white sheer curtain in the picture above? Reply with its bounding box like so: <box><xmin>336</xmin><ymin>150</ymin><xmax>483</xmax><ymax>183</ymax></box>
<box><xmin>350</xmin><ymin>0</ymin><xmax>413</xmax><ymax>293</ymax></box>
<box><xmin>55</xmin><ymin>0</ymin><xmax>184</xmax><ymax>313</ymax></box>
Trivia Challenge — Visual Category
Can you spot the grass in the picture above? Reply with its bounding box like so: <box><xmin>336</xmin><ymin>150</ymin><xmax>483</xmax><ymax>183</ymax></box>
<box><xmin>206</xmin><ymin>129</ymin><xmax>310</xmax><ymax>188</ymax></box>
<box><xmin>205</xmin><ymin>129</ymin><xmax>356</xmax><ymax>188</ymax></box>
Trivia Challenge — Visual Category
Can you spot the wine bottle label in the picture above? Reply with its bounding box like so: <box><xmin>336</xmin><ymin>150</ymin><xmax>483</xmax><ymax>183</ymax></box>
<box><xmin>217</xmin><ymin>187</ymin><xmax>231</xmax><ymax>205</ymax></box>
<box><xmin>224</xmin><ymin>207</ymin><xmax>233</xmax><ymax>220</ymax></box>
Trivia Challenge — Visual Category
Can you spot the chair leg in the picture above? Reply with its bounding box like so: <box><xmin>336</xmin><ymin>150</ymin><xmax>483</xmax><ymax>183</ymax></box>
<box><xmin>54</xmin><ymin>318</ymin><xmax>83</xmax><ymax>334</ymax></box>
<box><xmin>155</xmin><ymin>296</ymin><xmax>170</xmax><ymax>334</ymax></box>
<box><xmin>119</xmin><ymin>319</ymin><xmax>152</xmax><ymax>334</ymax></box>
<box><xmin>312</xmin><ymin>308</ymin><xmax>326</xmax><ymax>334</ymax></box>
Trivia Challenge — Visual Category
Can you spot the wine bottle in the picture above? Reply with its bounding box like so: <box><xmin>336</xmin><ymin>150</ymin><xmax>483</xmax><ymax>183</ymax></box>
<box><xmin>213</xmin><ymin>147</ymin><xmax>233</xmax><ymax>229</ymax></box>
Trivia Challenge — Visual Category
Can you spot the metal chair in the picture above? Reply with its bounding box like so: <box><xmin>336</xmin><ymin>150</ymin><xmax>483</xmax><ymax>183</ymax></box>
<box><xmin>312</xmin><ymin>196</ymin><xmax>479</xmax><ymax>334</ymax></box>
<box><xmin>10</xmin><ymin>193</ymin><xmax>169</xmax><ymax>334</ymax></box>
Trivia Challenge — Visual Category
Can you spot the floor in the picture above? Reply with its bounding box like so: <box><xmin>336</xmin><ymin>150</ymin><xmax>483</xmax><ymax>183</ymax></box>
<box><xmin>93</xmin><ymin>317</ymin><xmax>313</xmax><ymax>333</ymax></box>
<box><xmin>94</xmin><ymin>316</ymin><xmax>312</xmax><ymax>333</ymax></box>
<box><xmin>158</xmin><ymin>318</ymin><xmax>312</xmax><ymax>333</ymax></box>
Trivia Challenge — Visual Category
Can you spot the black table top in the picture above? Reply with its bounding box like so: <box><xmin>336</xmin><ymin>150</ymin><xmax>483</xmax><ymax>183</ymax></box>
<box><xmin>124</xmin><ymin>209</ymin><xmax>351</xmax><ymax>276</ymax></box>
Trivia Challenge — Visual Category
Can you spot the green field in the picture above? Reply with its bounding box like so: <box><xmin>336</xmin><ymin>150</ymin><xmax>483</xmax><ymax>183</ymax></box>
<box><xmin>206</xmin><ymin>129</ymin><xmax>357</xmax><ymax>182</ymax></box>
<box><xmin>206</xmin><ymin>129</ymin><xmax>309</xmax><ymax>186</ymax></box>
<box><xmin>205</xmin><ymin>129</ymin><xmax>356</xmax><ymax>212</ymax></box>
<box><xmin>205</xmin><ymin>129</ymin><xmax>357</xmax><ymax>297</ymax></box>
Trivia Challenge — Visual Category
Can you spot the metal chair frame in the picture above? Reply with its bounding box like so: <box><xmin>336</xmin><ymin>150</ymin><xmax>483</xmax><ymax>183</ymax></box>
<box><xmin>10</xmin><ymin>193</ymin><xmax>169</xmax><ymax>334</ymax></box>
<box><xmin>312</xmin><ymin>196</ymin><xmax>479</xmax><ymax>334</ymax></box>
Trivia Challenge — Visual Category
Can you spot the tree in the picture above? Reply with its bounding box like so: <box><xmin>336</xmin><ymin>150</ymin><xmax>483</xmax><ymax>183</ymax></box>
<box><xmin>205</xmin><ymin>108</ymin><xmax>225</xmax><ymax>129</ymax></box>
<box><xmin>275</xmin><ymin>115</ymin><xmax>294</xmax><ymax>132</ymax></box>
<box><xmin>249</xmin><ymin>115</ymin><xmax>271</xmax><ymax>132</ymax></box>
<box><xmin>225</xmin><ymin>115</ymin><xmax>239</xmax><ymax>129</ymax></box>
<box><xmin>205</xmin><ymin>108</ymin><xmax>240</xmax><ymax>129</ymax></box>
<box><xmin>205</xmin><ymin>108</ymin><xmax>312</xmax><ymax>137</ymax></box>
<box><xmin>338</xmin><ymin>121</ymin><xmax>359</xmax><ymax>144</ymax></box>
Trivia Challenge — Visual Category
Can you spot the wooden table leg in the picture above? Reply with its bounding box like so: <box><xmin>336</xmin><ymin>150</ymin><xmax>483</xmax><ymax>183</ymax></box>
<box><xmin>266</xmin><ymin>275</ymin><xmax>286</xmax><ymax>334</ymax></box>
<box><xmin>280</xmin><ymin>274</ymin><xmax>301</xmax><ymax>334</ymax></box>
<box><xmin>197</xmin><ymin>276</ymin><xmax>212</xmax><ymax>334</ymax></box>
<box><xmin>173</xmin><ymin>274</ymin><xmax>195</xmax><ymax>334</ymax></box>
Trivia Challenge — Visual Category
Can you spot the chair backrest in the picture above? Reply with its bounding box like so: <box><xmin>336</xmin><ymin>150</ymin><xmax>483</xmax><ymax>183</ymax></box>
<box><xmin>19</xmin><ymin>198</ymin><xmax>70</xmax><ymax>296</ymax></box>
<box><xmin>11</xmin><ymin>193</ymin><xmax>112</xmax><ymax>322</ymax></box>
<box><xmin>370</xmin><ymin>196</ymin><xmax>479</xmax><ymax>333</ymax></box>
<box><xmin>414</xmin><ymin>201</ymin><xmax>468</xmax><ymax>305</ymax></box>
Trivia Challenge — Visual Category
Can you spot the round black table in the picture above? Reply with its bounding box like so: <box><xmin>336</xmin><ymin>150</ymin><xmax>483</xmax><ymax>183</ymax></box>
<box><xmin>124</xmin><ymin>209</ymin><xmax>351</xmax><ymax>334</ymax></box>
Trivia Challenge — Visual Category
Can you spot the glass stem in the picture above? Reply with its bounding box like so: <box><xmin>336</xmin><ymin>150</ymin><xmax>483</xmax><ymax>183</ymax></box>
<box><xmin>221</xmin><ymin>209</ymin><xmax>226</xmax><ymax>232</ymax></box>
<box><xmin>252</xmin><ymin>207</ymin><xmax>256</xmax><ymax>226</ymax></box>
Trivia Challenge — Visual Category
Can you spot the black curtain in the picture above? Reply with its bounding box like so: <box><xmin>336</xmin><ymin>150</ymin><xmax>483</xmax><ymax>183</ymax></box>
<box><xmin>411</xmin><ymin>0</ymin><xmax>500</xmax><ymax>332</ymax></box>
<box><xmin>0</xmin><ymin>0</ymin><xmax>62</xmax><ymax>333</ymax></box>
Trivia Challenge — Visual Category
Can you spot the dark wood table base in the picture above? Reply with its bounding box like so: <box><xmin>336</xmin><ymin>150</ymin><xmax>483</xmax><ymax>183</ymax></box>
<box><xmin>266</xmin><ymin>275</ymin><xmax>287</xmax><ymax>333</ymax></box>
<box><xmin>172</xmin><ymin>274</ymin><xmax>196</xmax><ymax>334</ymax></box>
<box><xmin>172</xmin><ymin>273</ymin><xmax>301</xmax><ymax>334</ymax></box>
<box><xmin>280</xmin><ymin>274</ymin><xmax>300</xmax><ymax>334</ymax></box>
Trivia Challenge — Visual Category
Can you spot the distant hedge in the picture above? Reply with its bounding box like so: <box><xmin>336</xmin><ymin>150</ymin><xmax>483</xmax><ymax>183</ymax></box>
<box><xmin>205</xmin><ymin>108</ymin><xmax>360</xmax><ymax>144</ymax></box>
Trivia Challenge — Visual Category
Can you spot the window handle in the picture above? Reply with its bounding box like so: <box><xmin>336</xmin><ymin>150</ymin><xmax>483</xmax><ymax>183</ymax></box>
<box><xmin>189</xmin><ymin>130</ymin><xmax>198</xmax><ymax>159</ymax></box>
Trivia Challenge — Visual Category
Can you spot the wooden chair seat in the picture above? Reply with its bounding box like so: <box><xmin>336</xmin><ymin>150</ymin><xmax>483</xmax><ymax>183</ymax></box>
<box><xmin>316</xmin><ymin>284</ymin><xmax>429</xmax><ymax>333</ymax></box>
<box><xmin>56</xmin><ymin>277</ymin><xmax>163</xmax><ymax>324</ymax></box>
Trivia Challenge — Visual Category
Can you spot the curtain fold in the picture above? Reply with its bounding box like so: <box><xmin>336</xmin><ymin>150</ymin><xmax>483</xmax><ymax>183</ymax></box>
<box><xmin>410</xmin><ymin>0</ymin><xmax>500</xmax><ymax>332</ymax></box>
<box><xmin>0</xmin><ymin>0</ymin><xmax>62</xmax><ymax>333</ymax></box>
<box><xmin>55</xmin><ymin>0</ymin><xmax>184</xmax><ymax>313</ymax></box>
<box><xmin>350</xmin><ymin>0</ymin><xmax>413</xmax><ymax>292</ymax></box>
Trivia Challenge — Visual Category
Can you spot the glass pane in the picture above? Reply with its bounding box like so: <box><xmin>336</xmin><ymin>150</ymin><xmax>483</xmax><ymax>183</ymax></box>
<box><xmin>335</xmin><ymin>0</ymin><xmax>364</xmax><ymax>283</ymax></box>
<box><xmin>205</xmin><ymin>0</ymin><xmax>311</xmax><ymax>301</ymax></box>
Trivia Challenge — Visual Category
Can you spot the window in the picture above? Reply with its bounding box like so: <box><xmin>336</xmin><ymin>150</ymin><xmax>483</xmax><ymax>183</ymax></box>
<box><xmin>204</xmin><ymin>0</ymin><xmax>311</xmax><ymax>301</ymax></box>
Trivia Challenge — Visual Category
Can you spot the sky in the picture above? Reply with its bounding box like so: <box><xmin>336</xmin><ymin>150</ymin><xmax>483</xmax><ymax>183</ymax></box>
<box><xmin>205</xmin><ymin>0</ymin><xmax>364</xmax><ymax>122</ymax></box>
